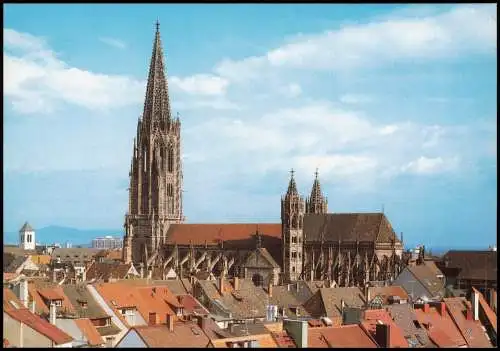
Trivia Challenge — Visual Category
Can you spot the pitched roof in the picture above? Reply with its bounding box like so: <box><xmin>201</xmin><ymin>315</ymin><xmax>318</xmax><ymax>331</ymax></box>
<box><xmin>360</xmin><ymin>309</ymin><xmax>408</xmax><ymax>347</ymax></box>
<box><xmin>3</xmin><ymin>288</ymin><xmax>24</xmax><ymax>311</ymax></box>
<box><xmin>442</xmin><ymin>250</ymin><xmax>497</xmax><ymax>281</ymax></box>
<box><xmin>20</xmin><ymin>222</ymin><xmax>34</xmax><ymax>232</ymax></box>
<box><xmin>61</xmin><ymin>284</ymin><xmax>109</xmax><ymax>319</ymax></box>
<box><xmin>243</xmin><ymin>247</ymin><xmax>280</xmax><ymax>269</ymax></box>
<box><xmin>133</xmin><ymin>321</ymin><xmax>210</xmax><ymax>347</ymax></box>
<box><xmin>270</xmin><ymin>283</ymin><xmax>313</xmax><ymax>317</ymax></box>
<box><xmin>4</xmin><ymin>256</ymin><xmax>28</xmax><ymax>273</ymax></box>
<box><xmin>4</xmin><ymin>308</ymin><xmax>73</xmax><ymax>345</ymax></box>
<box><xmin>303</xmin><ymin>213</ymin><xmax>401</xmax><ymax>244</ymax></box>
<box><xmin>51</xmin><ymin>248</ymin><xmax>101</xmax><ymax>263</ymax></box>
<box><xmin>308</xmin><ymin>325</ymin><xmax>377</xmax><ymax>348</ymax></box>
<box><xmin>74</xmin><ymin>318</ymin><xmax>105</xmax><ymax>346</ymax></box>
<box><xmin>407</xmin><ymin>263</ymin><xmax>446</xmax><ymax>297</ymax></box>
<box><xmin>177</xmin><ymin>294</ymin><xmax>210</xmax><ymax>315</ymax></box>
<box><xmin>414</xmin><ymin>303</ymin><xmax>467</xmax><ymax>347</ymax></box>
<box><xmin>444</xmin><ymin>297</ymin><xmax>492</xmax><ymax>347</ymax></box>
<box><xmin>36</xmin><ymin>285</ymin><xmax>75</xmax><ymax>315</ymax></box>
<box><xmin>386</xmin><ymin>303</ymin><xmax>434</xmax><ymax>348</ymax></box>
<box><xmin>303</xmin><ymin>287</ymin><xmax>365</xmax><ymax>318</ymax></box>
<box><xmin>165</xmin><ymin>223</ymin><xmax>281</xmax><ymax>246</ymax></box>
<box><xmin>86</xmin><ymin>262</ymin><xmax>136</xmax><ymax>281</ymax></box>
<box><xmin>369</xmin><ymin>286</ymin><xmax>409</xmax><ymax>305</ymax></box>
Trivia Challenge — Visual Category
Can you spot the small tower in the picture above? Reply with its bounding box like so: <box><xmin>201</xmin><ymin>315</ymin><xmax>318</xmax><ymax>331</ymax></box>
<box><xmin>19</xmin><ymin>222</ymin><xmax>35</xmax><ymax>250</ymax></box>
<box><xmin>281</xmin><ymin>169</ymin><xmax>305</xmax><ymax>282</ymax></box>
<box><xmin>306</xmin><ymin>169</ymin><xmax>328</xmax><ymax>214</ymax></box>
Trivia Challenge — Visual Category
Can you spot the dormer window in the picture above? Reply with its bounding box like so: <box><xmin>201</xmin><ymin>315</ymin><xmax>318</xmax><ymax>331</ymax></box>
<box><xmin>54</xmin><ymin>299</ymin><xmax>63</xmax><ymax>307</ymax></box>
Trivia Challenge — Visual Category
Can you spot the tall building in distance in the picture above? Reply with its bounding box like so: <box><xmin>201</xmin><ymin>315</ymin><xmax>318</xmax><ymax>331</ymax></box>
<box><xmin>122</xmin><ymin>21</ymin><xmax>184</xmax><ymax>265</ymax></box>
<box><xmin>19</xmin><ymin>221</ymin><xmax>35</xmax><ymax>250</ymax></box>
<box><xmin>92</xmin><ymin>236</ymin><xmax>123</xmax><ymax>250</ymax></box>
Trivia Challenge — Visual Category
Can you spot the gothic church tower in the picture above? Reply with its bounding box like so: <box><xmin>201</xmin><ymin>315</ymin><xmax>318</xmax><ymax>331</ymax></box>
<box><xmin>305</xmin><ymin>169</ymin><xmax>328</xmax><ymax>214</ymax></box>
<box><xmin>281</xmin><ymin>170</ymin><xmax>305</xmax><ymax>282</ymax></box>
<box><xmin>123</xmin><ymin>22</ymin><xmax>183</xmax><ymax>265</ymax></box>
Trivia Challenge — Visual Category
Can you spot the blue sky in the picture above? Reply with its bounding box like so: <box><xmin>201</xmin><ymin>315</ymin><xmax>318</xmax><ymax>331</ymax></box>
<box><xmin>4</xmin><ymin>4</ymin><xmax>497</xmax><ymax>249</ymax></box>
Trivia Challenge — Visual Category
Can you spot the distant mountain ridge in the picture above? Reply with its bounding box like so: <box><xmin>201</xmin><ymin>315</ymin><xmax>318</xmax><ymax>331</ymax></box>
<box><xmin>3</xmin><ymin>225</ymin><xmax>123</xmax><ymax>247</ymax></box>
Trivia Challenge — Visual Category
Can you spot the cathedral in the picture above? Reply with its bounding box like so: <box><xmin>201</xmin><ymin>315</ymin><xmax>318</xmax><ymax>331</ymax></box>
<box><xmin>122</xmin><ymin>23</ymin><xmax>407</xmax><ymax>286</ymax></box>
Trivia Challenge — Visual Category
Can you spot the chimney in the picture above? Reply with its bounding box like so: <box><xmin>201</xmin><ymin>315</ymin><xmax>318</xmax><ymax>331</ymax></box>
<box><xmin>296</xmin><ymin>282</ymin><xmax>299</xmax><ymax>292</ymax></box>
<box><xmin>472</xmin><ymin>290</ymin><xmax>479</xmax><ymax>321</ymax></box>
<box><xmin>375</xmin><ymin>323</ymin><xmax>391</xmax><ymax>348</ymax></box>
<box><xmin>30</xmin><ymin>299</ymin><xmax>36</xmax><ymax>314</ymax></box>
<box><xmin>167</xmin><ymin>314</ymin><xmax>174</xmax><ymax>332</ymax></box>
<box><xmin>149</xmin><ymin>312</ymin><xmax>158</xmax><ymax>325</ymax></box>
<box><xmin>341</xmin><ymin>299</ymin><xmax>345</xmax><ymax>315</ymax></box>
<box><xmin>49</xmin><ymin>302</ymin><xmax>57</xmax><ymax>325</ymax></box>
<box><xmin>19</xmin><ymin>279</ymin><xmax>29</xmax><ymax>308</ymax></box>
<box><xmin>489</xmin><ymin>289</ymin><xmax>497</xmax><ymax>313</ymax></box>
<box><xmin>423</xmin><ymin>303</ymin><xmax>430</xmax><ymax>313</ymax></box>
<box><xmin>234</xmin><ymin>277</ymin><xmax>240</xmax><ymax>291</ymax></box>
<box><xmin>52</xmin><ymin>269</ymin><xmax>57</xmax><ymax>283</ymax></box>
<box><xmin>466</xmin><ymin>307</ymin><xmax>473</xmax><ymax>321</ymax></box>
<box><xmin>287</xmin><ymin>284</ymin><xmax>291</xmax><ymax>292</ymax></box>
<box><xmin>364</xmin><ymin>286</ymin><xmax>371</xmax><ymax>306</ymax></box>
<box><xmin>268</xmin><ymin>282</ymin><xmax>273</xmax><ymax>297</ymax></box>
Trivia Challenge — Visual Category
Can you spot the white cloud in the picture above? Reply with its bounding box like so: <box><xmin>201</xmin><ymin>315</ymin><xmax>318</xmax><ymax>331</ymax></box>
<box><xmin>339</xmin><ymin>94</ymin><xmax>374</xmax><ymax>104</ymax></box>
<box><xmin>401</xmin><ymin>156</ymin><xmax>460</xmax><ymax>175</ymax></box>
<box><xmin>170</xmin><ymin>74</ymin><xmax>229</xmax><ymax>96</ymax></box>
<box><xmin>3</xmin><ymin>29</ymin><xmax>236</xmax><ymax>114</ymax></box>
<box><xmin>214</xmin><ymin>5</ymin><xmax>496</xmax><ymax>82</ymax></box>
<box><xmin>285</xmin><ymin>83</ymin><xmax>302</xmax><ymax>97</ymax></box>
<box><xmin>99</xmin><ymin>37</ymin><xmax>127</xmax><ymax>49</ymax></box>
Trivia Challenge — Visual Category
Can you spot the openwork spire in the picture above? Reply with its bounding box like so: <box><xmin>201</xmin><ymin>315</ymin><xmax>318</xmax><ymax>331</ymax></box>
<box><xmin>142</xmin><ymin>20</ymin><xmax>171</xmax><ymax>128</ymax></box>
<box><xmin>286</xmin><ymin>169</ymin><xmax>299</xmax><ymax>196</ymax></box>
<box><xmin>306</xmin><ymin>168</ymin><xmax>328</xmax><ymax>214</ymax></box>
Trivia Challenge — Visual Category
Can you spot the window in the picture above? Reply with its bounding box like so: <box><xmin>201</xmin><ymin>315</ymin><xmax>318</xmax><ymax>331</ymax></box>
<box><xmin>292</xmin><ymin>266</ymin><xmax>296</xmax><ymax>272</ymax></box>
<box><xmin>291</xmin><ymin>252</ymin><xmax>297</xmax><ymax>259</ymax></box>
<box><xmin>167</xmin><ymin>146</ymin><xmax>174</xmax><ymax>172</ymax></box>
<box><xmin>55</xmin><ymin>300</ymin><xmax>62</xmax><ymax>307</ymax></box>
<box><xmin>291</xmin><ymin>237</ymin><xmax>297</xmax><ymax>244</ymax></box>
<box><xmin>106</xmin><ymin>337</ymin><xmax>114</xmax><ymax>347</ymax></box>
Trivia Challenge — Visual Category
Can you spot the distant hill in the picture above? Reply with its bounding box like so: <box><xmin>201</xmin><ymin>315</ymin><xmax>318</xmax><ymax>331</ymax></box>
<box><xmin>3</xmin><ymin>225</ymin><xmax>123</xmax><ymax>247</ymax></box>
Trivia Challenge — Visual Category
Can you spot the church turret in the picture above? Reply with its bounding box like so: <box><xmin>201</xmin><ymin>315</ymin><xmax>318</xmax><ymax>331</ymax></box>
<box><xmin>306</xmin><ymin>169</ymin><xmax>328</xmax><ymax>214</ymax></box>
<box><xmin>123</xmin><ymin>21</ymin><xmax>183</xmax><ymax>265</ymax></box>
<box><xmin>281</xmin><ymin>169</ymin><xmax>305</xmax><ymax>282</ymax></box>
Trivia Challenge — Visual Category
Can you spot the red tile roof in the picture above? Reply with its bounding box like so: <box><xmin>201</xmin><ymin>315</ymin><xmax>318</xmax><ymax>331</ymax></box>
<box><xmin>74</xmin><ymin>318</ymin><xmax>104</xmax><ymax>346</ymax></box>
<box><xmin>37</xmin><ymin>287</ymin><xmax>64</xmax><ymax>301</ymax></box>
<box><xmin>308</xmin><ymin>325</ymin><xmax>377</xmax><ymax>348</ymax></box>
<box><xmin>3</xmin><ymin>288</ymin><xmax>24</xmax><ymax>311</ymax></box>
<box><xmin>414</xmin><ymin>304</ymin><xmax>467</xmax><ymax>347</ymax></box>
<box><xmin>166</xmin><ymin>223</ymin><xmax>281</xmax><ymax>245</ymax></box>
<box><xmin>368</xmin><ymin>286</ymin><xmax>409</xmax><ymax>305</ymax></box>
<box><xmin>4</xmin><ymin>308</ymin><xmax>73</xmax><ymax>345</ymax></box>
<box><xmin>444</xmin><ymin>297</ymin><xmax>492</xmax><ymax>347</ymax></box>
<box><xmin>361</xmin><ymin>309</ymin><xmax>408</xmax><ymax>347</ymax></box>
<box><xmin>177</xmin><ymin>294</ymin><xmax>209</xmax><ymax>315</ymax></box>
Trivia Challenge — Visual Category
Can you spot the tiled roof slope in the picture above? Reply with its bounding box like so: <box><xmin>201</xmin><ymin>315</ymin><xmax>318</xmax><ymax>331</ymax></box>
<box><xmin>472</xmin><ymin>287</ymin><xmax>497</xmax><ymax>333</ymax></box>
<box><xmin>408</xmin><ymin>264</ymin><xmax>446</xmax><ymax>297</ymax></box>
<box><xmin>303</xmin><ymin>287</ymin><xmax>365</xmax><ymax>318</ymax></box>
<box><xmin>361</xmin><ymin>309</ymin><xmax>408</xmax><ymax>347</ymax></box>
<box><xmin>369</xmin><ymin>286</ymin><xmax>409</xmax><ymax>305</ymax></box>
<box><xmin>444</xmin><ymin>297</ymin><xmax>493</xmax><ymax>348</ymax></box>
<box><xmin>3</xmin><ymin>288</ymin><xmax>24</xmax><ymax>311</ymax></box>
<box><xmin>308</xmin><ymin>325</ymin><xmax>377</xmax><ymax>348</ymax></box>
<box><xmin>165</xmin><ymin>223</ymin><xmax>281</xmax><ymax>246</ymax></box>
<box><xmin>62</xmin><ymin>284</ymin><xmax>109</xmax><ymax>319</ymax></box>
<box><xmin>303</xmin><ymin>213</ymin><xmax>401</xmax><ymax>243</ymax></box>
<box><xmin>442</xmin><ymin>250</ymin><xmax>497</xmax><ymax>281</ymax></box>
<box><xmin>386</xmin><ymin>303</ymin><xmax>434</xmax><ymax>348</ymax></box>
<box><xmin>4</xmin><ymin>308</ymin><xmax>73</xmax><ymax>345</ymax></box>
<box><xmin>414</xmin><ymin>304</ymin><xmax>467</xmax><ymax>347</ymax></box>
<box><xmin>133</xmin><ymin>322</ymin><xmax>210</xmax><ymax>347</ymax></box>
<box><xmin>74</xmin><ymin>318</ymin><xmax>104</xmax><ymax>346</ymax></box>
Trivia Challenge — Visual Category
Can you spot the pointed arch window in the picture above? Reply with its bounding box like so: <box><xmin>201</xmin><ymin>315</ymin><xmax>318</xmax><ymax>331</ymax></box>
<box><xmin>167</xmin><ymin>184</ymin><xmax>174</xmax><ymax>214</ymax></box>
<box><xmin>167</xmin><ymin>146</ymin><xmax>174</xmax><ymax>172</ymax></box>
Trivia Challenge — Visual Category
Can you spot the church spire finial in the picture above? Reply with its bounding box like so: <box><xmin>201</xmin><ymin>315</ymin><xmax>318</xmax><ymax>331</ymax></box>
<box><xmin>286</xmin><ymin>168</ymin><xmax>298</xmax><ymax>196</ymax></box>
<box><xmin>155</xmin><ymin>19</ymin><xmax>160</xmax><ymax>32</ymax></box>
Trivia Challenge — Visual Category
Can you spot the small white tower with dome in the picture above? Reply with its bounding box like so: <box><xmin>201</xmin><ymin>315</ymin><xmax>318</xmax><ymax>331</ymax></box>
<box><xmin>19</xmin><ymin>222</ymin><xmax>35</xmax><ymax>250</ymax></box>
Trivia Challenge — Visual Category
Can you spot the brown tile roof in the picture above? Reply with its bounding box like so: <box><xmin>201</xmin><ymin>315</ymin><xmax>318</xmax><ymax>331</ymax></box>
<box><xmin>303</xmin><ymin>287</ymin><xmax>365</xmax><ymax>318</ymax></box>
<box><xmin>368</xmin><ymin>286</ymin><xmax>409</xmax><ymax>305</ymax></box>
<box><xmin>4</xmin><ymin>308</ymin><xmax>73</xmax><ymax>345</ymax></box>
<box><xmin>37</xmin><ymin>287</ymin><xmax>65</xmax><ymax>301</ymax></box>
<box><xmin>414</xmin><ymin>304</ymin><xmax>467</xmax><ymax>347</ymax></box>
<box><xmin>269</xmin><ymin>283</ymin><xmax>312</xmax><ymax>317</ymax></box>
<box><xmin>271</xmin><ymin>331</ymin><xmax>297</xmax><ymax>348</ymax></box>
<box><xmin>444</xmin><ymin>297</ymin><xmax>493</xmax><ymax>347</ymax></box>
<box><xmin>166</xmin><ymin>223</ymin><xmax>281</xmax><ymax>246</ymax></box>
<box><xmin>114</xmin><ymin>278</ymin><xmax>188</xmax><ymax>295</ymax></box>
<box><xmin>473</xmin><ymin>287</ymin><xmax>497</xmax><ymax>333</ymax></box>
<box><xmin>61</xmin><ymin>284</ymin><xmax>109</xmax><ymax>320</ymax></box>
<box><xmin>36</xmin><ymin>285</ymin><xmax>75</xmax><ymax>315</ymax></box>
<box><xmin>3</xmin><ymin>288</ymin><xmax>24</xmax><ymax>311</ymax></box>
<box><xmin>303</xmin><ymin>213</ymin><xmax>401</xmax><ymax>244</ymax></box>
<box><xmin>308</xmin><ymin>325</ymin><xmax>377</xmax><ymax>348</ymax></box>
<box><xmin>442</xmin><ymin>250</ymin><xmax>497</xmax><ymax>281</ymax></box>
<box><xmin>361</xmin><ymin>309</ymin><xmax>408</xmax><ymax>347</ymax></box>
<box><xmin>133</xmin><ymin>321</ymin><xmax>210</xmax><ymax>347</ymax></box>
<box><xmin>86</xmin><ymin>262</ymin><xmax>135</xmax><ymax>281</ymax></box>
<box><xmin>408</xmin><ymin>264</ymin><xmax>446</xmax><ymax>297</ymax></box>
<box><xmin>74</xmin><ymin>318</ymin><xmax>105</xmax><ymax>346</ymax></box>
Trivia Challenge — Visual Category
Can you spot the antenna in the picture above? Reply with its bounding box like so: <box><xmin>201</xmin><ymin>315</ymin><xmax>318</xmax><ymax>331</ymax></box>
<box><xmin>382</xmin><ymin>204</ymin><xmax>385</xmax><ymax>214</ymax></box>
